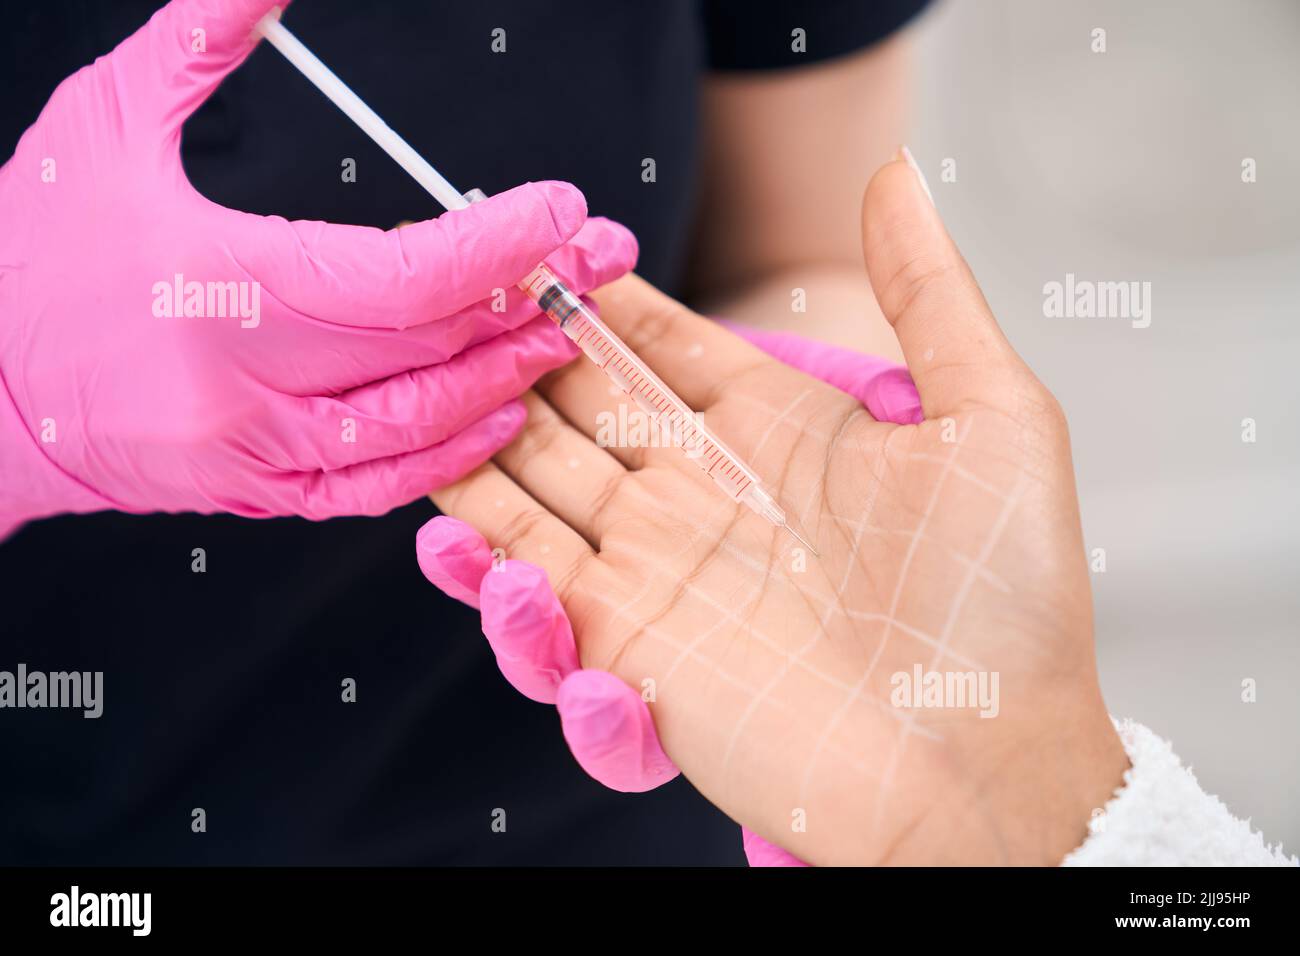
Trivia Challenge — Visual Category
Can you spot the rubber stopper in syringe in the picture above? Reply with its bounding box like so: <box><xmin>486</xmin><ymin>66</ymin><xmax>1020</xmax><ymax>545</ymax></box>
<box><xmin>460</xmin><ymin>189</ymin><xmax>818</xmax><ymax>555</ymax></box>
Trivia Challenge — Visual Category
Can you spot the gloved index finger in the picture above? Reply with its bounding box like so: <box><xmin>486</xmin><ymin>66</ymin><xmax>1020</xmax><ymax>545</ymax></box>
<box><xmin>224</xmin><ymin>181</ymin><xmax>589</xmax><ymax>330</ymax></box>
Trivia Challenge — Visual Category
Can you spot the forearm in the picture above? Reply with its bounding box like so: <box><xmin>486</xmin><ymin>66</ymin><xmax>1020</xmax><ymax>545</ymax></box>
<box><xmin>697</xmin><ymin>265</ymin><xmax>904</xmax><ymax>361</ymax></box>
<box><xmin>687</xmin><ymin>34</ymin><xmax>913</xmax><ymax>360</ymax></box>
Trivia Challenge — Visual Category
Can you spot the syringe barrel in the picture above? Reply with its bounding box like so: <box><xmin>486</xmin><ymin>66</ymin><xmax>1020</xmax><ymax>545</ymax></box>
<box><xmin>518</xmin><ymin>263</ymin><xmax>785</xmax><ymax>527</ymax></box>
<box><xmin>242</xmin><ymin>19</ymin><xmax>795</xmax><ymax>536</ymax></box>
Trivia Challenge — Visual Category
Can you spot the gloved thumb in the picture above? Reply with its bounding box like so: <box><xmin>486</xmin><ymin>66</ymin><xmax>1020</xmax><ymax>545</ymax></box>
<box><xmin>114</xmin><ymin>0</ymin><xmax>290</xmax><ymax>132</ymax></box>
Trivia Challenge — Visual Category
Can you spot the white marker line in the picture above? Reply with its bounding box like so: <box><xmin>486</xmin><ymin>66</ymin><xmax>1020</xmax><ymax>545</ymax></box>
<box><xmin>870</xmin><ymin>474</ymin><xmax>1025</xmax><ymax>829</ymax></box>
<box><xmin>828</xmin><ymin>514</ymin><xmax>1013</xmax><ymax>594</ymax></box>
<box><xmin>906</xmin><ymin>453</ymin><xmax>1011</xmax><ymax>501</ymax></box>
<box><xmin>797</xmin><ymin>418</ymin><xmax>972</xmax><ymax>804</ymax></box>
<box><xmin>590</xmin><ymin>591</ymin><xmax>874</xmax><ymax>778</ymax></box>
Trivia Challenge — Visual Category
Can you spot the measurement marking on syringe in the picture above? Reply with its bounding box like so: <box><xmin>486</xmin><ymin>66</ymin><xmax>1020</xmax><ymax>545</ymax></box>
<box><xmin>253</xmin><ymin>15</ymin><xmax>816</xmax><ymax>554</ymax></box>
<box><xmin>532</xmin><ymin>283</ymin><xmax>752</xmax><ymax>488</ymax></box>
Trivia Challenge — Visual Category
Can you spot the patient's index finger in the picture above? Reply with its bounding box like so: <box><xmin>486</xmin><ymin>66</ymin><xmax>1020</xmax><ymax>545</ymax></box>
<box><xmin>588</xmin><ymin>275</ymin><xmax>771</xmax><ymax>412</ymax></box>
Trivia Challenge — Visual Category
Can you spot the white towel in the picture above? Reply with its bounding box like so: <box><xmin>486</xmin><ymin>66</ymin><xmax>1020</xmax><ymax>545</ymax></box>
<box><xmin>1062</xmin><ymin>718</ymin><xmax>1296</xmax><ymax>866</ymax></box>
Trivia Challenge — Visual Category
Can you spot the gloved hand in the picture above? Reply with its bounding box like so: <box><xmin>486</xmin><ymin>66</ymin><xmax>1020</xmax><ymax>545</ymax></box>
<box><xmin>416</xmin><ymin>327</ymin><xmax>921</xmax><ymax>866</ymax></box>
<box><xmin>0</xmin><ymin>0</ymin><xmax>636</xmax><ymax>535</ymax></box>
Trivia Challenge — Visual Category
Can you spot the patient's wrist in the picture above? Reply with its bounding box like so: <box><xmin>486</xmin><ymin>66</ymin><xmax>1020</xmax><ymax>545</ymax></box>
<box><xmin>958</xmin><ymin>697</ymin><xmax>1130</xmax><ymax>865</ymax></box>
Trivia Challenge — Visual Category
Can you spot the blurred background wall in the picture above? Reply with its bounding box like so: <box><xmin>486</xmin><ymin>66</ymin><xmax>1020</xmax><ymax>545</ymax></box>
<box><xmin>908</xmin><ymin>0</ymin><xmax>1299</xmax><ymax>848</ymax></box>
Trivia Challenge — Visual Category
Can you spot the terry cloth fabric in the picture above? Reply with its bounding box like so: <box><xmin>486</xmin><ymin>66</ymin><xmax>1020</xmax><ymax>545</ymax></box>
<box><xmin>1062</xmin><ymin>718</ymin><xmax>1297</xmax><ymax>866</ymax></box>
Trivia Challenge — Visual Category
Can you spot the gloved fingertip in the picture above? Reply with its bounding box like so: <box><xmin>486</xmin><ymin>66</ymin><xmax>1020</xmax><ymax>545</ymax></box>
<box><xmin>717</xmin><ymin>321</ymin><xmax>925</xmax><ymax>426</ymax></box>
<box><xmin>415</xmin><ymin>516</ymin><xmax>492</xmax><ymax>609</ymax></box>
<box><xmin>533</xmin><ymin>181</ymin><xmax>588</xmax><ymax>242</ymax></box>
<box><xmin>742</xmin><ymin>828</ymin><xmax>810</xmax><ymax>868</ymax></box>
<box><xmin>584</xmin><ymin>216</ymin><xmax>640</xmax><ymax>269</ymax></box>
<box><xmin>557</xmin><ymin>669</ymin><xmax>679</xmax><ymax>793</ymax></box>
<box><xmin>174</xmin><ymin>0</ymin><xmax>288</xmax><ymax>56</ymax></box>
<box><xmin>519</xmin><ymin>317</ymin><xmax>579</xmax><ymax>365</ymax></box>
<box><xmin>483</xmin><ymin>399</ymin><xmax>528</xmax><ymax>446</ymax></box>
<box><xmin>480</xmin><ymin>560</ymin><xmax>579</xmax><ymax>704</ymax></box>
<box><xmin>869</xmin><ymin>367</ymin><xmax>925</xmax><ymax>425</ymax></box>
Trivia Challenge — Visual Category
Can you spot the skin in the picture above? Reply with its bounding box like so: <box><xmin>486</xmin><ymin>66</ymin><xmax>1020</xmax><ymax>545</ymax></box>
<box><xmin>432</xmin><ymin>157</ymin><xmax>1130</xmax><ymax>866</ymax></box>
<box><xmin>688</xmin><ymin>36</ymin><xmax>911</xmax><ymax>361</ymax></box>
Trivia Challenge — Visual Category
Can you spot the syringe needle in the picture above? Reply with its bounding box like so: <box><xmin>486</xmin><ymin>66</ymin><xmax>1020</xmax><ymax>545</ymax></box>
<box><xmin>782</xmin><ymin>523</ymin><xmax>819</xmax><ymax>557</ymax></box>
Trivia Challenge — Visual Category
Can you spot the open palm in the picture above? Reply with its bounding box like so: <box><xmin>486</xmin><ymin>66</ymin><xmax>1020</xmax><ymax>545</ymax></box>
<box><xmin>432</xmin><ymin>160</ymin><xmax>1126</xmax><ymax>865</ymax></box>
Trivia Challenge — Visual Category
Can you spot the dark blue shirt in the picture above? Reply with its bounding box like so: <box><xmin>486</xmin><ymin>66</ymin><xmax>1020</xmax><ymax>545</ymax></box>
<box><xmin>0</xmin><ymin>0</ymin><xmax>927</xmax><ymax>864</ymax></box>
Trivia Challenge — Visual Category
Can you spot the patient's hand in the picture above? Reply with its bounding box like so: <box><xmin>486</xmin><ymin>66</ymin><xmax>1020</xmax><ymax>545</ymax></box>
<box><xmin>431</xmin><ymin>157</ymin><xmax>1128</xmax><ymax>865</ymax></box>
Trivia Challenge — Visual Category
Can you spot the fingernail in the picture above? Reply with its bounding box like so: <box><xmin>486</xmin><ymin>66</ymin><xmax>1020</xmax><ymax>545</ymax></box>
<box><xmin>899</xmin><ymin>145</ymin><xmax>936</xmax><ymax>207</ymax></box>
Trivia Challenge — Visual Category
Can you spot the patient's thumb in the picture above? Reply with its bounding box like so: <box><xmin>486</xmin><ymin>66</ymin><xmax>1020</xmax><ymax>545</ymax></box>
<box><xmin>862</xmin><ymin>148</ymin><xmax>1025</xmax><ymax>416</ymax></box>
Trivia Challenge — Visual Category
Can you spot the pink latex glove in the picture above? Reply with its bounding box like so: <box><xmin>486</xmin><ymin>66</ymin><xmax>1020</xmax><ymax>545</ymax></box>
<box><xmin>0</xmin><ymin>0</ymin><xmax>636</xmax><ymax>535</ymax></box>
<box><xmin>416</xmin><ymin>326</ymin><xmax>922</xmax><ymax>866</ymax></box>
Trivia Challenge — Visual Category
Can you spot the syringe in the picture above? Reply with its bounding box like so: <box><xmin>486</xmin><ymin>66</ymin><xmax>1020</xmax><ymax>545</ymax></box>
<box><xmin>254</xmin><ymin>11</ymin><xmax>817</xmax><ymax>555</ymax></box>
